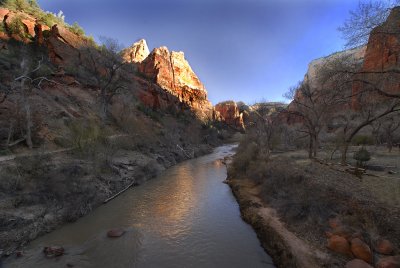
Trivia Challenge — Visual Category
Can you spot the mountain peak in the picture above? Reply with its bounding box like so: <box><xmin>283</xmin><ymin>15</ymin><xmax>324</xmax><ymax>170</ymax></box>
<box><xmin>121</xmin><ymin>38</ymin><xmax>150</xmax><ymax>63</ymax></box>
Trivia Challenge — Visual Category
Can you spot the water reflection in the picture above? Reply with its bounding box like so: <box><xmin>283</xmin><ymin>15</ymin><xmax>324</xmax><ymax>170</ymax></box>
<box><xmin>6</xmin><ymin>145</ymin><xmax>274</xmax><ymax>268</ymax></box>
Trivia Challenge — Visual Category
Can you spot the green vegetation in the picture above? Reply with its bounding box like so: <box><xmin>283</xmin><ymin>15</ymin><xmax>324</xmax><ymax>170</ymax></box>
<box><xmin>0</xmin><ymin>0</ymin><xmax>40</xmax><ymax>13</ymax></box>
<box><xmin>352</xmin><ymin>135</ymin><xmax>374</xmax><ymax>146</ymax></box>
<box><xmin>68</xmin><ymin>22</ymin><xmax>85</xmax><ymax>36</ymax></box>
<box><xmin>7</xmin><ymin>16</ymin><xmax>30</xmax><ymax>38</ymax></box>
<box><xmin>64</xmin><ymin>119</ymin><xmax>107</xmax><ymax>152</ymax></box>
<box><xmin>1</xmin><ymin>0</ymin><xmax>93</xmax><ymax>41</ymax></box>
<box><xmin>353</xmin><ymin>147</ymin><xmax>371</xmax><ymax>167</ymax></box>
<box><xmin>0</xmin><ymin>21</ymin><xmax>5</xmax><ymax>33</ymax></box>
<box><xmin>37</xmin><ymin>13</ymin><xmax>61</xmax><ymax>28</ymax></box>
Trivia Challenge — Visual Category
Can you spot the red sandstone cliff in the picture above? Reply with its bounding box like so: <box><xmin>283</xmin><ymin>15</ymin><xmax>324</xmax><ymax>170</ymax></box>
<box><xmin>352</xmin><ymin>7</ymin><xmax>400</xmax><ymax>108</ymax></box>
<box><xmin>133</xmin><ymin>42</ymin><xmax>213</xmax><ymax>120</ymax></box>
<box><xmin>214</xmin><ymin>101</ymin><xmax>245</xmax><ymax>131</ymax></box>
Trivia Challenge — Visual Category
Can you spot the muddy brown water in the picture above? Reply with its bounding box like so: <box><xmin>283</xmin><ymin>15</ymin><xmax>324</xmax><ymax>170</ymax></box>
<box><xmin>5</xmin><ymin>145</ymin><xmax>275</xmax><ymax>268</ymax></box>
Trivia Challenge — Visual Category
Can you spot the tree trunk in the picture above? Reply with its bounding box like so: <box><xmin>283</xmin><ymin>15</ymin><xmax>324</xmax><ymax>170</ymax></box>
<box><xmin>21</xmin><ymin>80</ymin><xmax>33</xmax><ymax>149</ymax></box>
<box><xmin>6</xmin><ymin>122</ymin><xmax>13</xmax><ymax>147</ymax></box>
<box><xmin>341</xmin><ymin>143</ymin><xmax>349</xmax><ymax>165</ymax></box>
<box><xmin>308</xmin><ymin>135</ymin><xmax>313</xmax><ymax>159</ymax></box>
<box><xmin>388</xmin><ymin>139</ymin><xmax>393</xmax><ymax>153</ymax></box>
<box><xmin>313</xmin><ymin>134</ymin><xmax>318</xmax><ymax>158</ymax></box>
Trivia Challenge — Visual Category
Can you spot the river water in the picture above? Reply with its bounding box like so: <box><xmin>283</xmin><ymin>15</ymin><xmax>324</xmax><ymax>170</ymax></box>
<box><xmin>6</xmin><ymin>145</ymin><xmax>274</xmax><ymax>268</ymax></box>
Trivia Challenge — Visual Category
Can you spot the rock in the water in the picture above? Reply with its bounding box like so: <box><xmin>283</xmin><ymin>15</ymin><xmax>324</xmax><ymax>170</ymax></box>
<box><xmin>351</xmin><ymin>238</ymin><xmax>373</xmax><ymax>264</ymax></box>
<box><xmin>376</xmin><ymin>239</ymin><xmax>395</xmax><ymax>255</ymax></box>
<box><xmin>107</xmin><ymin>228</ymin><xmax>125</xmax><ymax>238</ymax></box>
<box><xmin>327</xmin><ymin>235</ymin><xmax>352</xmax><ymax>256</ymax></box>
<box><xmin>43</xmin><ymin>246</ymin><xmax>64</xmax><ymax>258</ymax></box>
<box><xmin>376</xmin><ymin>256</ymin><xmax>400</xmax><ymax>268</ymax></box>
<box><xmin>345</xmin><ymin>259</ymin><xmax>374</xmax><ymax>268</ymax></box>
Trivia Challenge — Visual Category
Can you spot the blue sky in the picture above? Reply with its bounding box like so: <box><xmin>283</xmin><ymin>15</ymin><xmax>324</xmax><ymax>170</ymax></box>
<box><xmin>37</xmin><ymin>0</ymin><xmax>360</xmax><ymax>105</ymax></box>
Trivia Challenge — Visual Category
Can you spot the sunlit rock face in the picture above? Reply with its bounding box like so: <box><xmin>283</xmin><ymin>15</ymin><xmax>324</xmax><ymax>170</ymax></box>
<box><xmin>305</xmin><ymin>46</ymin><xmax>366</xmax><ymax>91</ymax></box>
<box><xmin>352</xmin><ymin>7</ymin><xmax>400</xmax><ymax>108</ymax></box>
<box><xmin>215</xmin><ymin>101</ymin><xmax>245</xmax><ymax>131</ymax></box>
<box><xmin>137</xmin><ymin>44</ymin><xmax>213</xmax><ymax>120</ymax></box>
<box><xmin>0</xmin><ymin>7</ymin><xmax>50</xmax><ymax>42</ymax></box>
<box><xmin>46</xmin><ymin>25</ymin><xmax>94</xmax><ymax>67</ymax></box>
<box><xmin>121</xmin><ymin>39</ymin><xmax>150</xmax><ymax>63</ymax></box>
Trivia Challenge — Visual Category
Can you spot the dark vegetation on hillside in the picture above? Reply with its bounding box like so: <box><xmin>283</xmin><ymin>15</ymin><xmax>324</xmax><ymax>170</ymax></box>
<box><xmin>0</xmin><ymin>0</ymin><xmax>236</xmax><ymax>256</ymax></box>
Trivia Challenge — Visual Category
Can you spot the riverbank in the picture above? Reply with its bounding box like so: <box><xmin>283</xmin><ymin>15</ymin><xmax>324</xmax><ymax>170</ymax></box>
<box><xmin>226</xmin><ymin>150</ymin><xmax>400</xmax><ymax>268</ymax></box>
<box><xmin>227</xmin><ymin>177</ymin><xmax>326</xmax><ymax>268</ymax></box>
<box><xmin>0</xmin><ymin>139</ymin><xmax>217</xmax><ymax>259</ymax></box>
<box><xmin>4</xmin><ymin>144</ymin><xmax>274</xmax><ymax>268</ymax></box>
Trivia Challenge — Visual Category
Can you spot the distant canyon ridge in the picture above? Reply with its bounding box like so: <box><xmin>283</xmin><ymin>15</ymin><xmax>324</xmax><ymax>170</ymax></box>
<box><xmin>1</xmin><ymin>6</ymin><xmax>399</xmax><ymax>135</ymax></box>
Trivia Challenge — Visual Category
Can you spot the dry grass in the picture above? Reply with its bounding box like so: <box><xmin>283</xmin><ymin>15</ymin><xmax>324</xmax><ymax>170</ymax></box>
<box><xmin>229</xmin><ymin>145</ymin><xmax>400</xmax><ymax>256</ymax></box>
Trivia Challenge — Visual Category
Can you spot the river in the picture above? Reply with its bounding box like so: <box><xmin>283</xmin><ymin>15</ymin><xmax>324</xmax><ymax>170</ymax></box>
<box><xmin>5</xmin><ymin>145</ymin><xmax>275</xmax><ymax>268</ymax></box>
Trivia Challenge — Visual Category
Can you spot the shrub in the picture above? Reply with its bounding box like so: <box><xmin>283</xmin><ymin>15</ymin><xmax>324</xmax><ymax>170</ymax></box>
<box><xmin>8</xmin><ymin>16</ymin><xmax>28</xmax><ymax>38</ymax></box>
<box><xmin>38</xmin><ymin>13</ymin><xmax>58</xmax><ymax>27</ymax></box>
<box><xmin>352</xmin><ymin>135</ymin><xmax>374</xmax><ymax>146</ymax></box>
<box><xmin>84</xmin><ymin>35</ymin><xmax>98</xmax><ymax>47</ymax></box>
<box><xmin>64</xmin><ymin>119</ymin><xmax>107</xmax><ymax>152</ymax></box>
<box><xmin>0</xmin><ymin>22</ymin><xmax>5</xmax><ymax>33</ymax></box>
<box><xmin>231</xmin><ymin>140</ymin><xmax>258</xmax><ymax>174</ymax></box>
<box><xmin>68</xmin><ymin>22</ymin><xmax>85</xmax><ymax>36</ymax></box>
<box><xmin>14</xmin><ymin>153</ymin><xmax>52</xmax><ymax>180</ymax></box>
<box><xmin>1</xmin><ymin>0</ymin><xmax>29</xmax><ymax>11</ymax></box>
<box><xmin>1</xmin><ymin>0</ymin><xmax>42</xmax><ymax>17</ymax></box>
<box><xmin>353</xmin><ymin>147</ymin><xmax>371</xmax><ymax>167</ymax></box>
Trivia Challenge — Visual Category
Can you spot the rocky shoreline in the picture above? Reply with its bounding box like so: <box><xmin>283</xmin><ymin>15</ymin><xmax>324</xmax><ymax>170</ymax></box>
<box><xmin>226</xmin><ymin>177</ymin><xmax>326</xmax><ymax>268</ymax></box>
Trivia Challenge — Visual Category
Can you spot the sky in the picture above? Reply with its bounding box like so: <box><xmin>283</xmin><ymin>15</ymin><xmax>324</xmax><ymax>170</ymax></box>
<box><xmin>37</xmin><ymin>0</ymin><xmax>360</xmax><ymax>105</ymax></box>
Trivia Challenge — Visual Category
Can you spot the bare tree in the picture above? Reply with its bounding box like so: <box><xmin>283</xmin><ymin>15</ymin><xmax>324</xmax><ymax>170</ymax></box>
<box><xmin>332</xmin><ymin>97</ymin><xmax>400</xmax><ymax>163</ymax></box>
<box><xmin>381</xmin><ymin>113</ymin><xmax>400</xmax><ymax>151</ymax></box>
<box><xmin>244</xmin><ymin>102</ymin><xmax>283</xmax><ymax>159</ymax></box>
<box><xmin>338</xmin><ymin>0</ymin><xmax>399</xmax><ymax>48</ymax></box>
<box><xmin>284</xmin><ymin>76</ymin><xmax>345</xmax><ymax>158</ymax></box>
<box><xmin>338</xmin><ymin>1</ymin><xmax>400</xmax><ymax>100</ymax></box>
<box><xmin>86</xmin><ymin>37</ymin><xmax>126</xmax><ymax>121</ymax></box>
<box><xmin>0</xmin><ymin>41</ymin><xmax>58</xmax><ymax>150</ymax></box>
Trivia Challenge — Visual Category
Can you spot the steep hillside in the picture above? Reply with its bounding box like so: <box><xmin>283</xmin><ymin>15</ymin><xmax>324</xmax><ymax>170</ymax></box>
<box><xmin>0</xmin><ymin>3</ymin><xmax>237</xmax><ymax>256</ymax></box>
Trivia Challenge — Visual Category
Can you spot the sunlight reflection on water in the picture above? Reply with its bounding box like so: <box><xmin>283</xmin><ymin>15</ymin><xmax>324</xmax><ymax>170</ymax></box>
<box><xmin>6</xmin><ymin>144</ymin><xmax>275</xmax><ymax>268</ymax></box>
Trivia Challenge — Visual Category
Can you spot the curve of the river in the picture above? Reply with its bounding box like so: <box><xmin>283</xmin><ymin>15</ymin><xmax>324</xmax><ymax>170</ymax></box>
<box><xmin>6</xmin><ymin>144</ymin><xmax>275</xmax><ymax>268</ymax></box>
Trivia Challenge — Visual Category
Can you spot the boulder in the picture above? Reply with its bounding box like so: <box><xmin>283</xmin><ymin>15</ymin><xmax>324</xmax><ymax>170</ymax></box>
<box><xmin>345</xmin><ymin>259</ymin><xmax>374</xmax><ymax>268</ymax></box>
<box><xmin>331</xmin><ymin>225</ymin><xmax>353</xmax><ymax>240</ymax></box>
<box><xmin>107</xmin><ymin>228</ymin><xmax>125</xmax><ymax>238</ymax></box>
<box><xmin>327</xmin><ymin>235</ymin><xmax>352</xmax><ymax>256</ymax></box>
<box><xmin>376</xmin><ymin>239</ymin><xmax>395</xmax><ymax>255</ymax></box>
<box><xmin>328</xmin><ymin>217</ymin><xmax>342</xmax><ymax>229</ymax></box>
<box><xmin>43</xmin><ymin>246</ymin><xmax>64</xmax><ymax>258</ymax></box>
<box><xmin>350</xmin><ymin>238</ymin><xmax>373</xmax><ymax>264</ymax></box>
<box><xmin>376</xmin><ymin>256</ymin><xmax>400</xmax><ymax>268</ymax></box>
